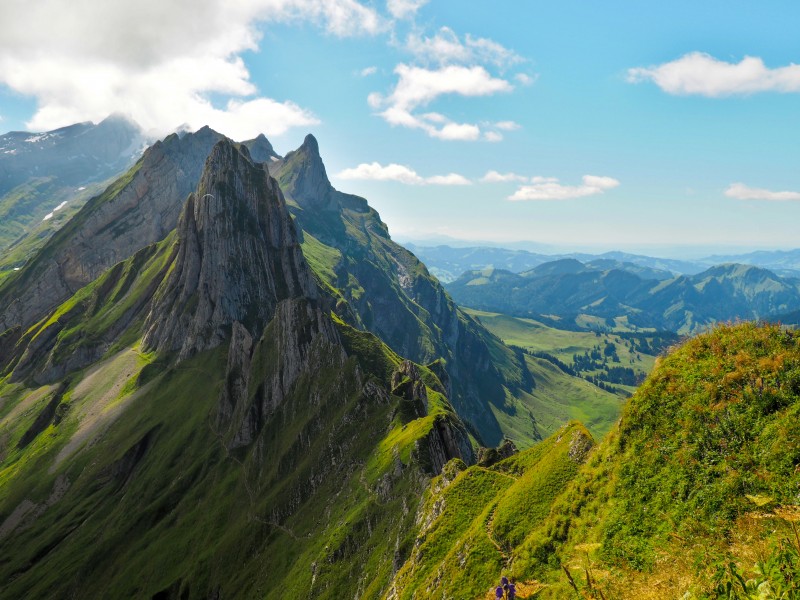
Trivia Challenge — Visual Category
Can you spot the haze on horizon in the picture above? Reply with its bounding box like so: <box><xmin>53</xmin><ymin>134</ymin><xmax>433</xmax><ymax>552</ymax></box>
<box><xmin>0</xmin><ymin>0</ymin><xmax>798</xmax><ymax>253</ymax></box>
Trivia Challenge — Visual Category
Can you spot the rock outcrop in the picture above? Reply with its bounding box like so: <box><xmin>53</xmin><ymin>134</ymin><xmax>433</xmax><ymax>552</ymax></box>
<box><xmin>142</xmin><ymin>140</ymin><xmax>315</xmax><ymax>359</ymax></box>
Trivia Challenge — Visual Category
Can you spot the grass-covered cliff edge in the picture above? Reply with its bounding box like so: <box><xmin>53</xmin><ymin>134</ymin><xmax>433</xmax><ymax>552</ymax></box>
<box><xmin>396</xmin><ymin>322</ymin><xmax>799</xmax><ymax>598</ymax></box>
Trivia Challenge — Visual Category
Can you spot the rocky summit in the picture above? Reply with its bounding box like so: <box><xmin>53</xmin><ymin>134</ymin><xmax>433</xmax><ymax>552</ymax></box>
<box><xmin>143</xmin><ymin>140</ymin><xmax>315</xmax><ymax>359</ymax></box>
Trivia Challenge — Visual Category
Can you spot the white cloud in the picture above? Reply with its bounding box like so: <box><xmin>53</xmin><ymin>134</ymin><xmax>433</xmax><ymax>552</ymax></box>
<box><xmin>336</xmin><ymin>162</ymin><xmax>471</xmax><ymax>185</ymax></box>
<box><xmin>0</xmin><ymin>0</ymin><xmax>382</xmax><ymax>137</ymax></box>
<box><xmin>627</xmin><ymin>52</ymin><xmax>800</xmax><ymax>97</ymax></box>
<box><xmin>494</xmin><ymin>120</ymin><xmax>520</xmax><ymax>131</ymax></box>
<box><xmin>515</xmin><ymin>73</ymin><xmax>536</xmax><ymax>86</ymax></box>
<box><xmin>483</xmin><ymin>131</ymin><xmax>503</xmax><ymax>142</ymax></box>
<box><xmin>509</xmin><ymin>175</ymin><xmax>620</xmax><ymax>201</ymax></box>
<box><xmin>725</xmin><ymin>182</ymin><xmax>800</xmax><ymax>201</ymax></box>
<box><xmin>481</xmin><ymin>170</ymin><xmax>528</xmax><ymax>183</ymax></box>
<box><xmin>369</xmin><ymin>63</ymin><xmax>513</xmax><ymax>140</ymax></box>
<box><xmin>406</xmin><ymin>27</ymin><xmax>523</xmax><ymax>69</ymax></box>
<box><xmin>367</xmin><ymin>25</ymin><xmax>526</xmax><ymax>141</ymax></box>
<box><xmin>384</xmin><ymin>64</ymin><xmax>512</xmax><ymax>111</ymax></box>
<box><xmin>339</xmin><ymin>162</ymin><xmax>424</xmax><ymax>184</ymax></box>
<box><xmin>425</xmin><ymin>173</ymin><xmax>472</xmax><ymax>185</ymax></box>
<box><xmin>387</xmin><ymin>0</ymin><xmax>428</xmax><ymax>19</ymax></box>
<box><xmin>360</xmin><ymin>66</ymin><xmax>378</xmax><ymax>77</ymax></box>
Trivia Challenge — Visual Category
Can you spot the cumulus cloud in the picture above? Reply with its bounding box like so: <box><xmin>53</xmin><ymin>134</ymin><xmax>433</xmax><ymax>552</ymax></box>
<box><xmin>368</xmin><ymin>24</ymin><xmax>527</xmax><ymax>141</ymax></box>
<box><xmin>481</xmin><ymin>170</ymin><xmax>528</xmax><ymax>183</ymax></box>
<box><xmin>369</xmin><ymin>64</ymin><xmax>513</xmax><ymax>140</ymax></box>
<box><xmin>509</xmin><ymin>175</ymin><xmax>620</xmax><ymax>201</ymax></box>
<box><xmin>336</xmin><ymin>162</ymin><xmax>471</xmax><ymax>185</ymax></box>
<box><xmin>360</xmin><ymin>66</ymin><xmax>378</xmax><ymax>76</ymax></box>
<box><xmin>0</xmin><ymin>0</ymin><xmax>383</xmax><ymax>137</ymax></box>
<box><xmin>627</xmin><ymin>52</ymin><xmax>800</xmax><ymax>97</ymax></box>
<box><xmin>725</xmin><ymin>182</ymin><xmax>800</xmax><ymax>201</ymax></box>
<box><xmin>387</xmin><ymin>0</ymin><xmax>428</xmax><ymax>19</ymax></box>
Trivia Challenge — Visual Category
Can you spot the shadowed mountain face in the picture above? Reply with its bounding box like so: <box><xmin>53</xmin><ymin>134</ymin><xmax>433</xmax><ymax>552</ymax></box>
<box><xmin>447</xmin><ymin>260</ymin><xmax>800</xmax><ymax>334</ymax></box>
<box><xmin>0</xmin><ymin>127</ymin><xmax>280</xmax><ymax>346</ymax></box>
<box><xmin>271</xmin><ymin>135</ymin><xmax>543</xmax><ymax>446</ymax></box>
<box><xmin>0</xmin><ymin>114</ymin><xmax>143</xmax><ymax>198</ymax></box>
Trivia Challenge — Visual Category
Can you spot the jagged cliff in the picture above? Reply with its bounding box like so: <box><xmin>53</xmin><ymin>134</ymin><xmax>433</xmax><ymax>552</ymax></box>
<box><xmin>0</xmin><ymin>127</ymin><xmax>225</xmax><ymax>338</ymax></box>
<box><xmin>142</xmin><ymin>140</ymin><xmax>315</xmax><ymax>359</ymax></box>
<box><xmin>271</xmin><ymin>135</ymin><xmax>539</xmax><ymax>445</ymax></box>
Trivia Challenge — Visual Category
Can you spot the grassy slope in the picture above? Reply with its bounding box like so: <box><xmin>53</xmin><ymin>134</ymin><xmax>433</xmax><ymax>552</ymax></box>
<box><xmin>467</xmin><ymin>308</ymin><xmax>657</xmax><ymax>379</ymax></box>
<box><xmin>386</xmin><ymin>323</ymin><xmax>800</xmax><ymax>599</ymax></box>
<box><xmin>388</xmin><ymin>422</ymin><xmax>594</xmax><ymax>600</ymax></box>
<box><xmin>0</xmin><ymin>233</ymin><xmax>475</xmax><ymax>599</ymax></box>
<box><xmin>510</xmin><ymin>322</ymin><xmax>800</xmax><ymax>598</ymax></box>
<box><xmin>0</xmin><ymin>178</ymin><xmax>114</xmax><ymax>272</ymax></box>
<box><xmin>466</xmin><ymin>309</ymin><xmax>633</xmax><ymax>440</ymax></box>
<box><xmin>0</xmin><ymin>329</ymin><xmax>458</xmax><ymax>598</ymax></box>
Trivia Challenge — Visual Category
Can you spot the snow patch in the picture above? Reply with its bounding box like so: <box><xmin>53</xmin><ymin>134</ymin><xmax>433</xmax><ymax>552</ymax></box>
<box><xmin>42</xmin><ymin>200</ymin><xmax>68</xmax><ymax>221</ymax></box>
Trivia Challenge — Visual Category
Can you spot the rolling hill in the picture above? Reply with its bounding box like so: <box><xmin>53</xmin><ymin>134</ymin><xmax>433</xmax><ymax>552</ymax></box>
<box><xmin>447</xmin><ymin>260</ymin><xmax>800</xmax><ymax>335</ymax></box>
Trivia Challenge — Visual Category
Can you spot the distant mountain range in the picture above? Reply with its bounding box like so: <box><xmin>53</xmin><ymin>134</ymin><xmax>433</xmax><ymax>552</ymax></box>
<box><xmin>406</xmin><ymin>243</ymin><xmax>800</xmax><ymax>283</ymax></box>
<box><xmin>0</xmin><ymin>114</ymin><xmax>146</xmax><ymax>270</ymax></box>
<box><xmin>446</xmin><ymin>259</ymin><xmax>800</xmax><ymax>334</ymax></box>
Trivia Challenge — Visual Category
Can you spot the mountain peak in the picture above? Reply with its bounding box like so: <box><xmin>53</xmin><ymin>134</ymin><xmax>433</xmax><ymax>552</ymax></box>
<box><xmin>142</xmin><ymin>139</ymin><xmax>316</xmax><ymax>359</ymax></box>
<box><xmin>242</xmin><ymin>133</ymin><xmax>280</xmax><ymax>163</ymax></box>
<box><xmin>301</xmin><ymin>133</ymin><xmax>320</xmax><ymax>155</ymax></box>
<box><xmin>274</xmin><ymin>133</ymin><xmax>334</xmax><ymax>210</ymax></box>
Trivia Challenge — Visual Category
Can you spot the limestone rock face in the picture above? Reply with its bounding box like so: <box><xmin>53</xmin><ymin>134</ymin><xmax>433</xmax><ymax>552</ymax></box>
<box><xmin>226</xmin><ymin>298</ymin><xmax>344</xmax><ymax>450</ymax></box>
<box><xmin>390</xmin><ymin>359</ymin><xmax>476</xmax><ymax>472</ymax></box>
<box><xmin>142</xmin><ymin>140</ymin><xmax>315</xmax><ymax>359</ymax></box>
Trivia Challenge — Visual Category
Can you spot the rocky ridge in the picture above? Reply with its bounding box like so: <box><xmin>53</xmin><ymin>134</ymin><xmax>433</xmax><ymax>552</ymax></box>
<box><xmin>142</xmin><ymin>140</ymin><xmax>315</xmax><ymax>359</ymax></box>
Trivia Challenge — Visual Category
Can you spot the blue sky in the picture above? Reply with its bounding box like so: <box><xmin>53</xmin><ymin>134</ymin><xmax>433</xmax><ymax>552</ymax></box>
<box><xmin>1</xmin><ymin>0</ymin><xmax>798</xmax><ymax>256</ymax></box>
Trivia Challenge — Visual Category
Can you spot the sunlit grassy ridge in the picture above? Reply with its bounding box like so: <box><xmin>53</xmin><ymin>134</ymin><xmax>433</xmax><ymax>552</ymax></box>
<box><xmin>510</xmin><ymin>322</ymin><xmax>800</xmax><ymax>598</ymax></box>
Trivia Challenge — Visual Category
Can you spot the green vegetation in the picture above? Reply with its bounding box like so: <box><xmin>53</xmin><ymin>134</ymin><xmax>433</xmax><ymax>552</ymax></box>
<box><xmin>382</xmin><ymin>323</ymin><xmax>800</xmax><ymax>599</ymax></box>
<box><xmin>466</xmin><ymin>308</ymin><xmax>657</xmax><ymax>440</ymax></box>
<box><xmin>389</xmin><ymin>422</ymin><xmax>594</xmax><ymax>599</ymax></box>
<box><xmin>0</xmin><ymin>246</ymin><xmax>472</xmax><ymax>599</ymax></box>
<box><xmin>509</xmin><ymin>322</ymin><xmax>800</xmax><ymax>598</ymax></box>
<box><xmin>466</xmin><ymin>308</ymin><xmax>662</xmax><ymax>385</ymax></box>
<box><xmin>7</xmin><ymin>233</ymin><xmax>175</xmax><ymax>379</ymax></box>
<box><xmin>0</xmin><ymin>178</ymin><xmax>112</xmax><ymax>274</ymax></box>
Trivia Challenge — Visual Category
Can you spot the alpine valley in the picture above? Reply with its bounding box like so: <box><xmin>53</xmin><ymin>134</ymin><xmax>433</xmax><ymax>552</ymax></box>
<box><xmin>0</xmin><ymin>121</ymin><xmax>798</xmax><ymax>600</ymax></box>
